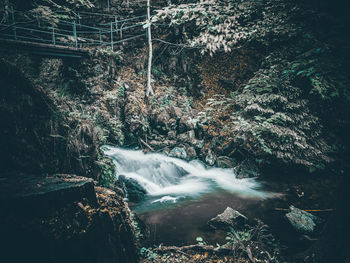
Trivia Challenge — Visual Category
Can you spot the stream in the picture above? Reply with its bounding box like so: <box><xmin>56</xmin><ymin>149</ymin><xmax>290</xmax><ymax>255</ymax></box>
<box><xmin>103</xmin><ymin>146</ymin><xmax>290</xmax><ymax>246</ymax></box>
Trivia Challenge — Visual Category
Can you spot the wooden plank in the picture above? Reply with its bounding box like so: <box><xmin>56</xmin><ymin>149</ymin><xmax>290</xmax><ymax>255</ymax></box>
<box><xmin>0</xmin><ymin>38</ymin><xmax>90</xmax><ymax>58</ymax></box>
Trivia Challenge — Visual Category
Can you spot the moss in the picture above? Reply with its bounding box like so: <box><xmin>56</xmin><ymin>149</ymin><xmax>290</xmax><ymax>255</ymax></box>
<box><xmin>96</xmin><ymin>154</ymin><xmax>116</xmax><ymax>187</ymax></box>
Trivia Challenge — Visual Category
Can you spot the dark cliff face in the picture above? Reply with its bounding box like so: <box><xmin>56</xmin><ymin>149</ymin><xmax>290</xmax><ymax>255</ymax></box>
<box><xmin>0</xmin><ymin>59</ymin><xmax>54</xmax><ymax>174</ymax></box>
<box><xmin>0</xmin><ymin>60</ymin><xmax>139</xmax><ymax>263</ymax></box>
<box><xmin>0</xmin><ymin>58</ymin><xmax>105</xmax><ymax>180</ymax></box>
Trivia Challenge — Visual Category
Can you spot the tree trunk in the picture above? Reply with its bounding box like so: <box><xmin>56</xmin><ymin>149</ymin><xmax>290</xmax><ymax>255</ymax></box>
<box><xmin>146</xmin><ymin>0</ymin><xmax>154</xmax><ymax>96</ymax></box>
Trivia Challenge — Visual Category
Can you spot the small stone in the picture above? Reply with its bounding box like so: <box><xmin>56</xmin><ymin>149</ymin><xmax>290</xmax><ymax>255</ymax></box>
<box><xmin>208</xmin><ymin>207</ymin><xmax>248</xmax><ymax>230</ymax></box>
<box><xmin>285</xmin><ymin>205</ymin><xmax>321</xmax><ymax>233</ymax></box>
<box><xmin>178</xmin><ymin>115</ymin><xmax>195</xmax><ymax>132</ymax></box>
<box><xmin>171</xmin><ymin>106</ymin><xmax>183</xmax><ymax>119</ymax></box>
<box><xmin>177</xmin><ymin>130</ymin><xmax>195</xmax><ymax>144</ymax></box>
<box><xmin>156</xmin><ymin>110</ymin><xmax>171</xmax><ymax>132</ymax></box>
<box><xmin>216</xmin><ymin>156</ymin><xmax>237</xmax><ymax>168</ymax></box>
<box><xmin>168</xmin><ymin>147</ymin><xmax>187</xmax><ymax>160</ymax></box>
<box><xmin>186</xmin><ymin>146</ymin><xmax>197</xmax><ymax>159</ymax></box>
<box><xmin>194</xmin><ymin>140</ymin><xmax>204</xmax><ymax>149</ymax></box>
<box><xmin>205</xmin><ymin>150</ymin><xmax>216</xmax><ymax>166</ymax></box>
<box><xmin>168</xmin><ymin>130</ymin><xmax>177</xmax><ymax>140</ymax></box>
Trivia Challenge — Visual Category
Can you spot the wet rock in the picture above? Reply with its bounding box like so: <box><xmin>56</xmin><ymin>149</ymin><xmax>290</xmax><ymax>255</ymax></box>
<box><xmin>156</xmin><ymin>110</ymin><xmax>171</xmax><ymax>132</ymax></box>
<box><xmin>285</xmin><ymin>205</ymin><xmax>321</xmax><ymax>233</ymax></box>
<box><xmin>149</xmin><ymin>139</ymin><xmax>177</xmax><ymax>149</ymax></box>
<box><xmin>170</xmin><ymin>106</ymin><xmax>183</xmax><ymax>120</ymax></box>
<box><xmin>167</xmin><ymin>140</ymin><xmax>177</xmax><ymax>147</ymax></box>
<box><xmin>0</xmin><ymin>174</ymin><xmax>97</xmax><ymax>214</ymax></box>
<box><xmin>194</xmin><ymin>139</ymin><xmax>204</xmax><ymax>150</ymax></box>
<box><xmin>168</xmin><ymin>130</ymin><xmax>177</xmax><ymax>140</ymax></box>
<box><xmin>110</xmin><ymin>183</ymin><xmax>125</xmax><ymax>196</ymax></box>
<box><xmin>234</xmin><ymin>159</ymin><xmax>261</xmax><ymax>179</ymax></box>
<box><xmin>186</xmin><ymin>146</ymin><xmax>197</xmax><ymax>159</ymax></box>
<box><xmin>149</xmin><ymin>140</ymin><xmax>164</xmax><ymax>148</ymax></box>
<box><xmin>205</xmin><ymin>150</ymin><xmax>216</xmax><ymax>166</ymax></box>
<box><xmin>216</xmin><ymin>156</ymin><xmax>237</xmax><ymax>168</ymax></box>
<box><xmin>168</xmin><ymin>118</ymin><xmax>177</xmax><ymax>131</ymax></box>
<box><xmin>168</xmin><ymin>146</ymin><xmax>187</xmax><ymax>160</ymax></box>
<box><xmin>117</xmin><ymin>175</ymin><xmax>147</xmax><ymax>202</ymax></box>
<box><xmin>208</xmin><ymin>207</ymin><xmax>248</xmax><ymax>230</ymax></box>
<box><xmin>177</xmin><ymin>130</ymin><xmax>196</xmax><ymax>144</ymax></box>
<box><xmin>179</xmin><ymin>115</ymin><xmax>196</xmax><ymax>133</ymax></box>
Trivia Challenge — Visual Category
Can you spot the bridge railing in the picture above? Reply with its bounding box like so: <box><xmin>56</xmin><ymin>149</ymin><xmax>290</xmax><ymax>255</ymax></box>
<box><xmin>0</xmin><ymin>7</ymin><xmax>147</xmax><ymax>51</ymax></box>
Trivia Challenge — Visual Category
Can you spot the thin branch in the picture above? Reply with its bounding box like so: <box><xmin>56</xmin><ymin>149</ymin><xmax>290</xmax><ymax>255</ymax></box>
<box><xmin>153</xmin><ymin>38</ymin><xmax>204</xmax><ymax>48</ymax></box>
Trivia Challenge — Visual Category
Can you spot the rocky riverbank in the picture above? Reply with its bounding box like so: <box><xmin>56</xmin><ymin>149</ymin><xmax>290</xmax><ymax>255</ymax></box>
<box><xmin>0</xmin><ymin>174</ymin><xmax>139</xmax><ymax>263</ymax></box>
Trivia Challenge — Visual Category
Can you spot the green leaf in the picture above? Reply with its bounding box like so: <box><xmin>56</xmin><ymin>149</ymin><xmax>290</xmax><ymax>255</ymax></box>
<box><xmin>196</xmin><ymin>237</ymin><xmax>203</xmax><ymax>242</ymax></box>
<box><xmin>309</xmin><ymin>166</ymin><xmax>316</xmax><ymax>173</ymax></box>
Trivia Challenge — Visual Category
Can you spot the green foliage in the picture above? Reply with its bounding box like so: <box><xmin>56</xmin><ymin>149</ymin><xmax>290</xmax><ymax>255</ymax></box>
<box><xmin>130</xmin><ymin>212</ymin><xmax>144</xmax><ymax>241</ymax></box>
<box><xmin>153</xmin><ymin>0</ymin><xmax>301</xmax><ymax>55</ymax></box>
<box><xmin>140</xmin><ymin>247</ymin><xmax>158</xmax><ymax>260</ymax></box>
<box><xmin>225</xmin><ymin>228</ymin><xmax>253</xmax><ymax>244</ymax></box>
<box><xmin>96</xmin><ymin>153</ymin><xmax>115</xmax><ymax>187</ymax></box>
<box><xmin>195</xmin><ymin>236</ymin><xmax>207</xmax><ymax>245</ymax></box>
<box><xmin>96</xmin><ymin>48</ymin><xmax>123</xmax><ymax>61</ymax></box>
<box><xmin>230</xmin><ymin>59</ymin><xmax>330</xmax><ymax>166</ymax></box>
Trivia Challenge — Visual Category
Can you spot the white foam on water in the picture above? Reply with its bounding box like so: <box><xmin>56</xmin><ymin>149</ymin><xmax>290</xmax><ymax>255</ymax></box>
<box><xmin>103</xmin><ymin>146</ymin><xmax>271</xmax><ymax>201</ymax></box>
<box><xmin>151</xmin><ymin>196</ymin><xmax>179</xmax><ymax>204</ymax></box>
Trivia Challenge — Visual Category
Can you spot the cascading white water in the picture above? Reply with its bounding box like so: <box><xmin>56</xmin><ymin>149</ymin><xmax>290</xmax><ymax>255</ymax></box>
<box><xmin>103</xmin><ymin>146</ymin><xmax>271</xmax><ymax>204</ymax></box>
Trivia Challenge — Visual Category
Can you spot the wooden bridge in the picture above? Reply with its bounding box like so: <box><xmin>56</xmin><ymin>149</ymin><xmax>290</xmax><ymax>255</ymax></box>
<box><xmin>0</xmin><ymin>8</ymin><xmax>147</xmax><ymax>58</ymax></box>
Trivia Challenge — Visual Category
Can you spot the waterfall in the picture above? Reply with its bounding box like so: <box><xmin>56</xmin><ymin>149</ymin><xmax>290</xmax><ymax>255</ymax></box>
<box><xmin>103</xmin><ymin>146</ymin><xmax>270</xmax><ymax>204</ymax></box>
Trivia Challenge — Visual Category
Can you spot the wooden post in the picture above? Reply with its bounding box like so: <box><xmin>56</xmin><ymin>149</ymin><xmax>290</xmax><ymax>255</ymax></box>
<box><xmin>77</xmin><ymin>12</ymin><xmax>81</xmax><ymax>26</ymax></box>
<box><xmin>114</xmin><ymin>16</ymin><xmax>119</xmax><ymax>39</ymax></box>
<box><xmin>120</xmin><ymin>23</ymin><xmax>123</xmax><ymax>40</ymax></box>
<box><xmin>107</xmin><ymin>0</ymin><xmax>110</xmax><ymax>12</ymax></box>
<box><xmin>99</xmin><ymin>29</ymin><xmax>102</xmax><ymax>44</ymax></box>
<box><xmin>52</xmin><ymin>27</ymin><xmax>56</xmax><ymax>45</ymax></box>
<box><xmin>73</xmin><ymin>21</ymin><xmax>77</xmax><ymax>48</ymax></box>
<box><xmin>11</xmin><ymin>6</ymin><xmax>17</xmax><ymax>40</ymax></box>
<box><xmin>110</xmin><ymin>22</ymin><xmax>114</xmax><ymax>51</ymax></box>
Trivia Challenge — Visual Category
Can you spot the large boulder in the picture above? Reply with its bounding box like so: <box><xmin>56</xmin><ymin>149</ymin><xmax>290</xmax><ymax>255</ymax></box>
<box><xmin>285</xmin><ymin>205</ymin><xmax>322</xmax><ymax>233</ymax></box>
<box><xmin>117</xmin><ymin>175</ymin><xmax>147</xmax><ymax>202</ymax></box>
<box><xmin>233</xmin><ymin>159</ymin><xmax>261</xmax><ymax>179</ymax></box>
<box><xmin>208</xmin><ymin>207</ymin><xmax>248</xmax><ymax>230</ymax></box>
<box><xmin>0</xmin><ymin>174</ymin><xmax>139</xmax><ymax>263</ymax></box>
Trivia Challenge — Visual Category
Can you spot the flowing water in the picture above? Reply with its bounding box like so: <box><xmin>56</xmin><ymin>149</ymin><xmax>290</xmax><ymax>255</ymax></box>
<box><xmin>103</xmin><ymin>146</ymin><xmax>282</xmax><ymax>245</ymax></box>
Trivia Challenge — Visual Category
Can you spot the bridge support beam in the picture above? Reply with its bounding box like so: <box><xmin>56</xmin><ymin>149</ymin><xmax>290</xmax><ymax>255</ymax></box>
<box><xmin>11</xmin><ymin>7</ymin><xmax>17</xmax><ymax>40</ymax></box>
<box><xmin>110</xmin><ymin>22</ymin><xmax>114</xmax><ymax>51</ymax></box>
<box><xmin>52</xmin><ymin>27</ymin><xmax>56</xmax><ymax>45</ymax></box>
<box><xmin>73</xmin><ymin>21</ymin><xmax>78</xmax><ymax>48</ymax></box>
